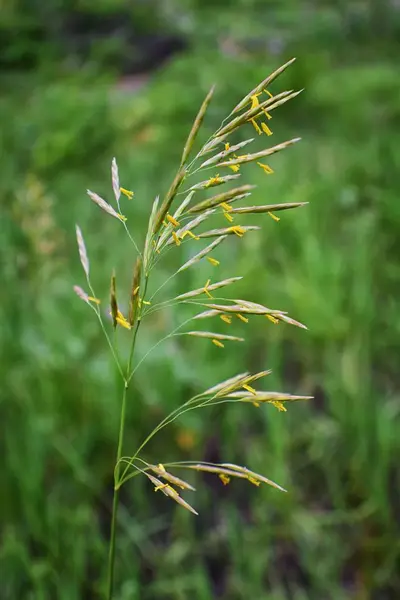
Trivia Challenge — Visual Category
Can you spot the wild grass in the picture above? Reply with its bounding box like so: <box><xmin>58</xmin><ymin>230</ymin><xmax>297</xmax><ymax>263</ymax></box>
<box><xmin>72</xmin><ymin>59</ymin><xmax>312</xmax><ymax>598</ymax></box>
<box><xmin>1</xmin><ymin>40</ymin><xmax>399</xmax><ymax>599</ymax></box>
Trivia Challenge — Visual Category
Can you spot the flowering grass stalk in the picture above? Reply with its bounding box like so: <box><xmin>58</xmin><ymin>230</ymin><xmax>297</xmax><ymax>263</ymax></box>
<box><xmin>73</xmin><ymin>57</ymin><xmax>311</xmax><ymax>599</ymax></box>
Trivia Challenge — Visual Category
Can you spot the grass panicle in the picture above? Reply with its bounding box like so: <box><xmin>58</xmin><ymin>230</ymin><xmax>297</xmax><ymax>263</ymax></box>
<box><xmin>73</xmin><ymin>58</ymin><xmax>308</xmax><ymax>599</ymax></box>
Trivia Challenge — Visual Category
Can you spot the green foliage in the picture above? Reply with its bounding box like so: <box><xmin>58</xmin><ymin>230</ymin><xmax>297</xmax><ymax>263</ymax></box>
<box><xmin>1</xmin><ymin>1</ymin><xmax>400</xmax><ymax>599</ymax></box>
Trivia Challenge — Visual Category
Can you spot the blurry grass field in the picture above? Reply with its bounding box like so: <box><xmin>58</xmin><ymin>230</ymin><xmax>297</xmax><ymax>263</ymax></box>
<box><xmin>1</xmin><ymin>3</ymin><xmax>400</xmax><ymax>599</ymax></box>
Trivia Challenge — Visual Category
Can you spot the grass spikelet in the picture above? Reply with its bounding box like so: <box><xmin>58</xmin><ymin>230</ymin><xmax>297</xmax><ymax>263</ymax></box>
<box><xmin>206</xmin><ymin>370</ymin><xmax>272</xmax><ymax>398</ymax></box>
<box><xmin>181</xmin><ymin>85</ymin><xmax>215</xmax><ymax>166</ymax></box>
<box><xmin>218</xmin><ymin>90</ymin><xmax>297</xmax><ymax>137</ymax></box>
<box><xmin>220</xmin><ymin>463</ymin><xmax>287</xmax><ymax>492</ymax></box>
<box><xmin>199</xmin><ymin>139</ymin><xmax>255</xmax><ymax>169</ymax></box>
<box><xmin>145</xmin><ymin>473</ymin><xmax>198</xmax><ymax>515</ymax></box>
<box><xmin>188</xmin><ymin>184</ymin><xmax>255</xmax><ymax>214</ymax></box>
<box><xmin>217</xmin><ymin>138</ymin><xmax>301</xmax><ymax>168</ymax></box>
<box><xmin>226</xmin><ymin>391</ymin><xmax>313</xmax><ymax>403</ymax></box>
<box><xmin>205</xmin><ymin>302</ymin><xmax>284</xmax><ymax>316</ymax></box>
<box><xmin>155</xmin><ymin>192</ymin><xmax>195</xmax><ymax>250</ymax></box>
<box><xmin>73</xmin><ymin>285</ymin><xmax>89</xmax><ymax>303</ymax></box>
<box><xmin>182</xmin><ymin>462</ymin><xmax>286</xmax><ymax>492</ymax></box>
<box><xmin>204</xmin><ymin>372</ymin><xmax>250</xmax><ymax>396</ymax></box>
<box><xmin>197</xmin><ymin>225</ymin><xmax>260</xmax><ymax>239</ymax></box>
<box><xmin>110</xmin><ymin>271</ymin><xmax>118</xmax><ymax>329</ymax></box>
<box><xmin>275</xmin><ymin>314</ymin><xmax>308</xmax><ymax>330</ymax></box>
<box><xmin>75</xmin><ymin>225</ymin><xmax>89</xmax><ymax>278</ymax></box>
<box><xmin>230</xmin><ymin>202</ymin><xmax>308</xmax><ymax>214</ymax></box>
<box><xmin>192</xmin><ymin>309</ymin><xmax>222</xmax><ymax>320</ymax></box>
<box><xmin>128</xmin><ymin>257</ymin><xmax>142</xmax><ymax>326</ymax></box>
<box><xmin>143</xmin><ymin>195</ymin><xmax>159</xmax><ymax>274</ymax></box>
<box><xmin>165</xmin><ymin>209</ymin><xmax>216</xmax><ymax>248</ymax></box>
<box><xmin>154</xmin><ymin>167</ymin><xmax>187</xmax><ymax>234</ymax></box>
<box><xmin>175</xmin><ymin>277</ymin><xmax>243</xmax><ymax>300</ymax></box>
<box><xmin>111</xmin><ymin>157</ymin><xmax>120</xmax><ymax>202</ymax></box>
<box><xmin>199</xmin><ymin>131</ymin><xmax>232</xmax><ymax>156</ymax></box>
<box><xmin>186</xmin><ymin>331</ymin><xmax>244</xmax><ymax>343</ymax></box>
<box><xmin>186</xmin><ymin>173</ymin><xmax>241</xmax><ymax>191</ymax></box>
<box><xmin>177</xmin><ymin>237</ymin><xmax>227</xmax><ymax>272</ymax></box>
<box><xmin>87</xmin><ymin>189</ymin><xmax>126</xmax><ymax>221</ymax></box>
<box><xmin>231</xmin><ymin>57</ymin><xmax>297</xmax><ymax>114</ymax></box>
<box><xmin>149</xmin><ymin>464</ymin><xmax>196</xmax><ymax>491</ymax></box>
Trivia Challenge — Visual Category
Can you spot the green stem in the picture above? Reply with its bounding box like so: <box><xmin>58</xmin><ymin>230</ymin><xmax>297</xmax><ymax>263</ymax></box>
<box><xmin>106</xmin><ymin>276</ymin><xmax>148</xmax><ymax>600</ymax></box>
<box><xmin>107</xmin><ymin>383</ymin><xmax>127</xmax><ymax>599</ymax></box>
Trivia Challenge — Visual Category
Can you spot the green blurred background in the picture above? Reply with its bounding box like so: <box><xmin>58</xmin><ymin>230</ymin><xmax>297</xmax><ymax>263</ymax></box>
<box><xmin>1</xmin><ymin>1</ymin><xmax>400</xmax><ymax>598</ymax></box>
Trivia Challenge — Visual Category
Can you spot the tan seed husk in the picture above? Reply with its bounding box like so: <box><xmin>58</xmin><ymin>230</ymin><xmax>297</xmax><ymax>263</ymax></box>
<box><xmin>143</xmin><ymin>195</ymin><xmax>159</xmax><ymax>274</ymax></box>
<box><xmin>217</xmin><ymin>138</ymin><xmax>301</xmax><ymax>168</ymax></box>
<box><xmin>192</xmin><ymin>309</ymin><xmax>222</xmax><ymax>320</ymax></box>
<box><xmin>185</xmin><ymin>174</ymin><xmax>241</xmax><ymax>192</ymax></box>
<box><xmin>175</xmin><ymin>276</ymin><xmax>242</xmax><ymax>300</ymax></box>
<box><xmin>205</xmin><ymin>302</ymin><xmax>285</xmax><ymax>315</ymax></box>
<box><xmin>188</xmin><ymin>185</ymin><xmax>255</xmax><ymax>214</ymax></box>
<box><xmin>229</xmin><ymin>202</ymin><xmax>308</xmax><ymax>214</ymax></box>
<box><xmin>146</xmin><ymin>473</ymin><xmax>198</xmax><ymax>515</ymax></box>
<box><xmin>111</xmin><ymin>157</ymin><xmax>120</xmax><ymax>202</ymax></box>
<box><xmin>197</xmin><ymin>225</ymin><xmax>260</xmax><ymax>239</ymax></box>
<box><xmin>110</xmin><ymin>271</ymin><xmax>118</xmax><ymax>329</ymax></box>
<box><xmin>73</xmin><ymin>285</ymin><xmax>89</xmax><ymax>303</ymax></box>
<box><xmin>128</xmin><ymin>257</ymin><xmax>142</xmax><ymax>326</ymax></box>
<box><xmin>204</xmin><ymin>372</ymin><xmax>250</xmax><ymax>396</ymax></box>
<box><xmin>75</xmin><ymin>225</ymin><xmax>89</xmax><ymax>278</ymax></box>
<box><xmin>87</xmin><ymin>189</ymin><xmax>126</xmax><ymax>221</ymax></box>
<box><xmin>165</xmin><ymin>209</ymin><xmax>216</xmax><ymax>248</ymax></box>
<box><xmin>177</xmin><ymin>236</ymin><xmax>227</xmax><ymax>272</ymax></box>
<box><xmin>226</xmin><ymin>391</ymin><xmax>313</xmax><ymax>402</ymax></box>
<box><xmin>186</xmin><ymin>331</ymin><xmax>244</xmax><ymax>342</ymax></box>
<box><xmin>149</xmin><ymin>465</ymin><xmax>196</xmax><ymax>491</ymax></box>
<box><xmin>199</xmin><ymin>139</ymin><xmax>255</xmax><ymax>169</ymax></box>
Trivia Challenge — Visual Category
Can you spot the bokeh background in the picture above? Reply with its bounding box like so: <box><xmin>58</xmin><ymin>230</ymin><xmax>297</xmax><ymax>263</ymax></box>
<box><xmin>1</xmin><ymin>1</ymin><xmax>400</xmax><ymax>599</ymax></box>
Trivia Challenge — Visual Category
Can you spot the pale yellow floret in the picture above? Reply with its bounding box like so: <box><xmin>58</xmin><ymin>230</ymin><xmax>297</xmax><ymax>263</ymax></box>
<box><xmin>172</xmin><ymin>231</ymin><xmax>181</xmax><ymax>246</ymax></box>
<box><xmin>272</xmin><ymin>401</ymin><xmax>287</xmax><ymax>412</ymax></box>
<box><xmin>120</xmin><ymin>187</ymin><xmax>134</xmax><ymax>199</ymax></box>
<box><xmin>152</xmin><ymin>240</ymin><xmax>161</xmax><ymax>254</ymax></box>
<box><xmin>207</xmin><ymin>256</ymin><xmax>220</xmax><ymax>266</ymax></box>
<box><xmin>243</xmin><ymin>384</ymin><xmax>257</xmax><ymax>395</ymax></box>
<box><xmin>250</xmin><ymin>118</ymin><xmax>262</xmax><ymax>135</ymax></box>
<box><xmin>268</xmin><ymin>211</ymin><xmax>280</xmax><ymax>222</ymax></box>
<box><xmin>115</xmin><ymin>310</ymin><xmax>132</xmax><ymax>330</ymax></box>
<box><xmin>266</xmin><ymin>314</ymin><xmax>280</xmax><ymax>323</ymax></box>
<box><xmin>229</xmin><ymin>225</ymin><xmax>246</xmax><ymax>237</ymax></box>
<box><xmin>257</xmin><ymin>162</ymin><xmax>274</xmax><ymax>175</ymax></box>
<box><xmin>248</xmin><ymin>476</ymin><xmax>261</xmax><ymax>487</ymax></box>
<box><xmin>236</xmin><ymin>313</ymin><xmax>249</xmax><ymax>323</ymax></box>
<box><xmin>219</xmin><ymin>474</ymin><xmax>230</xmax><ymax>485</ymax></box>
<box><xmin>181</xmin><ymin>230</ymin><xmax>200</xmax><ymax>240</ymax></box>
<box><xmin>212</xmin><ymin>339</ymin><xmax>225</xmax><ymax>348</ymax></box>
<box><xmin>220</xmin><ymin>314</ymin><xmax>232</xmax><ymax>324</ymax></box>
<box><xmin>167</xmin><ymin>213</ymin><xmax>181</xmax><ymax>227</ymax></box>
<box><xmin>223</xmin><ymin>211</ymin><xmax>234</xmax><ymax>223</ymax></box>
<box><xmin>220</xmin><ymin>202</ymin><xmax>232</xmax><ymax>212</ymax></box>
<box><xmin>261</xmin><ymin>122</ymin><xmax>273</xmax><ymax>136</ymax></box>
<box><xmin>88</xmin><ymin>296</ymin><xmax>101</xmax><ymax>304</ymax></box>
<box><xmin>203</xmin><ymin>279</ymin><xmax>213</xmax><ymax>299</ymax></box>
<box><xmin>206</xmin><ymin>174</ymin><xmax>223</xmax><ymax>187</ymax></box>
